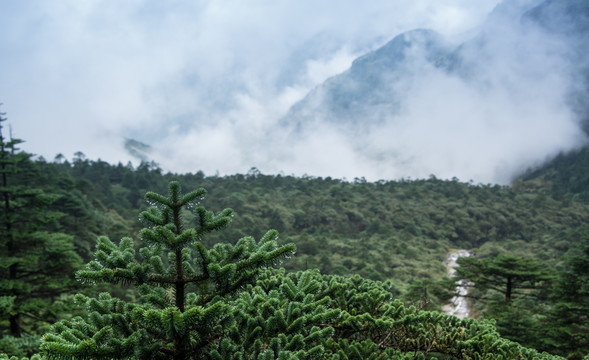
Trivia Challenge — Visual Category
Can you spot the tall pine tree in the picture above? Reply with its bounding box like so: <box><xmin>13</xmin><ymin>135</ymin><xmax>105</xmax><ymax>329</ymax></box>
<box><xmin>0</xmin><ymin>107</ymin><xmax>82</xmax><ymax>356</ymax></box>
<box><xmin>41</xmin><ymin>181</ymin><xmax>296</xmax><ymax>359</ymax></box>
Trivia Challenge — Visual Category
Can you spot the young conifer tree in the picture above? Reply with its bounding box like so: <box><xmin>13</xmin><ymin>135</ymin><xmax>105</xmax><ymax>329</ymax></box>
<box><xmin>41</xmin><ymin>181</ymin><xmax>296</xmax><ymax>359</ymax></box>
<box><xmin>0</xmin><ymin>107</ymin><xmax>82</xmax><ymax>355</ymax></box>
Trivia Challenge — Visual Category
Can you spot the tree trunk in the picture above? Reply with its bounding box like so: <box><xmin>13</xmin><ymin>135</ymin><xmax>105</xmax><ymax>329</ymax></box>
<box><xmin>173</xmin><ymin>205</ymin><xmax>186</xmax><ymax>360</ymax></box>
<box><xmin>9</xmin><ymin>314</ymin><xmax>21</xmax><ymax>337</ymax></box>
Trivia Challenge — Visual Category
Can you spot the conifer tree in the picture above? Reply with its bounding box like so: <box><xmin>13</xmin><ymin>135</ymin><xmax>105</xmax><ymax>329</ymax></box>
<box><xmin>28</xmin><ymin>178</ymin><xmax>567</xmax><ymax>359</ymax></box>
<box><xmin>41</xmin><ymin>181</ymin><xmax>296</xmax><ymax>359</ymax></box>
<box><xmin>453</xmin><ymin>253</ymin><xmax>559</xmax><ymax>352</ymax></box>
<box><xmin>542</xmin><ymin>244</ymin><xmax>589</xmax><ymax>359</ymax></box>
<box><xmin>0</xmin><ymin>107</ymin><xmax>82</xmax><ymax>355</ymax></box>
<box><xmin>455</xmin><ymin>254</ymin><xmax>553</xmax><ymax>301</ymax></box>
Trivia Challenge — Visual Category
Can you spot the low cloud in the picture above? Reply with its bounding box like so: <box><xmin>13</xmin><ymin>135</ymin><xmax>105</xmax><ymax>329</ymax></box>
<box><xmin>237</xmin><ymin>0</ymin><xmax>588</xmax><ymax>184</ymax></box>
<box><xmin>4</xmin><ymin>0</ymin><xmax>584</xmax><ymax>184</ymax></box>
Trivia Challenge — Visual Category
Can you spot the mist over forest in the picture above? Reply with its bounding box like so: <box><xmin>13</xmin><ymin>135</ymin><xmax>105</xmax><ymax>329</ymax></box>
<box><xmin>1</xmin><ymin>0</ymin><xmax>588</xmax><ymax>184</ymax></box>
<box><xmin>1</xmin><ymin>1</ymin><xmax>589</xmax><ymax>358</ymax></box>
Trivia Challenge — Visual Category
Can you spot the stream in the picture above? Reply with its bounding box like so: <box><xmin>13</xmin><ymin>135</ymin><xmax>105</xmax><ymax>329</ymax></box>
<box><xmin>441</xmin><ymin>249</ymin><xmax>472</xmax><ymax>319</ymax></box>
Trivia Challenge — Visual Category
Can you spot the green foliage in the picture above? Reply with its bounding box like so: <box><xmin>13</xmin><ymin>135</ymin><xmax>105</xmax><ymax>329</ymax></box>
<box><xmin>0</xmin><ymin>335</ymin><xmax>41</xmax><ymax>358</ymax></box>
<box><xmin>0</xmin><ymin>109</ymin><xmax>83</xmax><ymax>355</ymax></box>
<box><xmin>518</xmin><ymin>145</ymin><xmax>589</xmax><ymax>202</ymax></box>
<box><xmin>246</xmin><ymin>269</ymin><xmax>562</xmax><ymax>359</ymax></box>
<box><xmin>0</xmin><ymin>179</ymin><xmax>560</xmax><ymax>359</ymax></box>
<box><xmin>455</xmin><ymin>254</ymin><xmax>553</xmax><ymax>301</ymax></box>
<box><xmin>215</xmin><ymin>269</ymin><xmax>339</xmax><ymax>359</ymax></box>
<box><xmin>540</xmin><ymin>242</ymin><xmax>589</xmax><ymax>359</ymax></box>
<box><xmin>40</xmin><ymin>181</ymin><xmax>296</xmax><ymax>359</ymax></box>
<box><xmin>33</xmin><ymin>158</ymin><xmax>589</xmax><ymax>293</ymax></box>
<box><xmin>454</xmin><ymin>247</ymin><xmax>589</xmax><ymax>358</ymax></box>
<box><xmin>1</xmin><ymin>138</ymin><xmax>588</xmax><ymax>358</ymax></box>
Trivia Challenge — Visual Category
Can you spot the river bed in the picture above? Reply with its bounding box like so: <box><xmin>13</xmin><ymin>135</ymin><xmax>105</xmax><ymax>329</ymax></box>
<box><xmin>441</xmin><ymin>249</ymin><xmax>472</xmax><ymax>319</ymax></box>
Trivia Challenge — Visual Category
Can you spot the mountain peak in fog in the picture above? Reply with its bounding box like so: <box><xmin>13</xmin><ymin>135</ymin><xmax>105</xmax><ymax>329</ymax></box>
<box><xmin>274</xmin><ymin>0</ymin><xmax>589</xmax><ymax>184</ymax></box>
<box><xmin>284</xmin><ymin>29</ymin><xmax>450</xmax><ymax>130</ymax></box>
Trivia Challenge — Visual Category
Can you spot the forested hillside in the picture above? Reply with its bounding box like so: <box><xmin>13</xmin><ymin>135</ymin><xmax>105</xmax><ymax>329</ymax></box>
<box><xmin>0</xmin><ymin>141</ymin><xmax>586</xmax><ymax>358</ymax></box>
<box><xmin>33</xmin><ymin>154</ymin><xmax>589</xmax><ymax>285</ymax></box>
<box><xmin>2</xmin><ymin>0</ymin><xmax>589</xmax><ymax>358</ymax></box>
<box><xmin>518</xmin><ymin>145</ymin><xmax>589</xmax><ymax>202</ymax></box>
<box><xmin>0</xmin><ymin>129</ymin><xmax>589</xmax><ymax>359</ymax></box>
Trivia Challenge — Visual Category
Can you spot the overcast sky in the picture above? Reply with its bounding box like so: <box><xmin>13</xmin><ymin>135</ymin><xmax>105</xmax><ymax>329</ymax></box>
<box><xmin>1</xmin><ymin>0</ymin><xmax>585</xmax><ymax>183</ymax></box>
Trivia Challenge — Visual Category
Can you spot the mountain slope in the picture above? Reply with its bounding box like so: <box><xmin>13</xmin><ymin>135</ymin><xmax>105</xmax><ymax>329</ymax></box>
<box><xmin>523</xmin><ymin>0</ymin><xmax>589</xmax><ymax>127</ymax></box>
<box><xmin>517</xmin><ymin>144</ymin><xmax>589</xmax><ymax>201</ymax></box>
<box><xmin>284</xmin><ymin>29</ymin><xmax>450</xmax><ymax>129</ymax></box>
<box><xmin>277</xmin><ymin>0</ymin><xmax>589</xmax><ymax>184</ymax></box>
<box><xmin>285</xmin><ymin>0</ymin><xmax>589</xmax><ymax>131</ymax></box>
<box><xmin>31</xmin><ymin>157</ymin><xmax>589</xmax><ymax>358</ymax></box>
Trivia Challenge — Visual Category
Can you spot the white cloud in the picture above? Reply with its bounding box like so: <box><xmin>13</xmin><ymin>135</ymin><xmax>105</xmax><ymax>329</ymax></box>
<box><xmin>6</xmin><ymin>0</ymin><xmax>583</xmax><ymax>184</ymax></box>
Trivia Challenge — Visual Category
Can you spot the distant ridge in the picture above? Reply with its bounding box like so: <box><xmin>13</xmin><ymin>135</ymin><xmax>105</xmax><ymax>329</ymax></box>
<box><xmin>282</xmin><ymin>29</ymin><xmax>450</xmax><ymax>130</ymax></box>
<box><xmin>284</xmin><ymin>0</ymin><xmax>589</xmax><ymax>133</ymax></box>
<box><xmin>277</xmin><ymin>0</ymin><xmax>589</xmax><ymax>183</ymax></box>
<box><xmin>124</xmin><ymin>138</ymin><xmax>152</xmax><ymax>163</ymax></box>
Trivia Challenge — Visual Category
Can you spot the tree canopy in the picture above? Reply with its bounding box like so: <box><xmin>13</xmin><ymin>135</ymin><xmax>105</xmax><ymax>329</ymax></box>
<box><xmin>0</xmin><ymin>110</ymin><xmax>82</xmax><ymax>356</ymax></box>
<box><xmin>455</xmin><ymin>254</ymin><xmax>553</xmax><ymax>301</ymax></box>
<box><xmin>0</xmin><ymin>127</ymin><xmax>588</xmax><ymax>358</ymax></box>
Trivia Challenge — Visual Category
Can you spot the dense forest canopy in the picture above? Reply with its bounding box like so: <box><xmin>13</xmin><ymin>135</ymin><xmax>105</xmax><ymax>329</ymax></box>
<box><xmin>0</xmin><ymin>125</ymin><xmax>588</xmax><ymax>358</ymax></box>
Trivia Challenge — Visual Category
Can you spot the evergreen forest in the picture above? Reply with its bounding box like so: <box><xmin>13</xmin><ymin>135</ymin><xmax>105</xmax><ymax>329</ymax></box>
<box><xmin>1</xmin><ymin>112</ymin><xmax>588</xmax><ymax>359</ymax></box>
